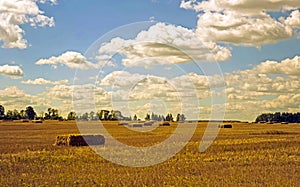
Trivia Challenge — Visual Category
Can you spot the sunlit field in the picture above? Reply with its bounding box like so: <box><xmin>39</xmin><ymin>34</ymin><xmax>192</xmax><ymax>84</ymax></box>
<box><xmin>0</xmin><ymin>120</ymin><xmax>299</xmax><ymax>186</ymax></box>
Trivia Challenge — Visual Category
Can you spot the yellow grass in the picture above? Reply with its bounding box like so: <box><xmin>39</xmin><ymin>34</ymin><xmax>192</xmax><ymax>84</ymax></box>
<box><xmin>0</xmin><ymin>120</ymin><xmax>299</xmax><ymax>186</ymax></box>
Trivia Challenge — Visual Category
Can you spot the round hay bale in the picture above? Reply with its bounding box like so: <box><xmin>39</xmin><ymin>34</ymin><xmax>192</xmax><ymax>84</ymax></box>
<box><xmin>159</xmin><ymin>121</ymin><xmax>170</xmax><ymax>126</ymax></box>
<box><xmin>132</xmin><ymin>123</ymin><xmax>143</xmax><ymax>128</ymax></box>
<box><xmin>32</xmin><ymin>120</ymin><xmax>43</xmax><ymax>123</ymax></box>
<box><xmin>55</xmin><ymin>134</ymin><xmax>105</xmax><ymax>146</ymax></box>
<box><xmin>219</xmin><ymin>124</ymin><xmax>232</xmax><ymax>128</ymax></box>
<box><xmin>119</xmin><ymin>122</ymin><xmax>129</xmax><ymax>126</ymax></box>
<box><xmin>144</xmin><ymin>122</ymin><xmax>153</xmax><ymax>126</ymax></box>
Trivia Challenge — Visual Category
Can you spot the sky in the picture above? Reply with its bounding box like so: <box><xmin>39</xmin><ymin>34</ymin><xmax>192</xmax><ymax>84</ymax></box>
<box><xmin>1</xmin><ymin>0</ymin><xmax>300</xmax><ymax>121</ymax></box>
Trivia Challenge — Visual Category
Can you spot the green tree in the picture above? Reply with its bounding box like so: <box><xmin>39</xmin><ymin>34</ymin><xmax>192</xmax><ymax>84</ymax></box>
<box><xmin>145</xmin><ymin>113</ymin><xmax>150</xmax><ymax>120</ymax></box>
<box><xmin>26</xmin><ymin>106</ymin><xmax>36</xmax><ymax>120</ymax></box>
<box><xmin>0</xmin><ymin>105</ymin><xmax>4</xmax><ymax>119</ymax></box>
<box><xmin>176</xmin><ymin>114</ymin><xmax>180</xmax><ymax>122</ymax></box>
<box><xmin>13</xmin><ymin>109</ymin><xmax>20</xmax><ymax>120</ymax></box>
<box><xmin>6</xmin><ymin>110</ymin><xmax>13</xmax><ymax>120</ymax></box>
<box><xmin>20</xmin><ymin>110</ymin><xmax>26</xmax><ymax>119</ymax></box>
<box><xmin>67</xmin><ymin>112</ymin><xmax>76</xmax><ymax>120</ymax></box>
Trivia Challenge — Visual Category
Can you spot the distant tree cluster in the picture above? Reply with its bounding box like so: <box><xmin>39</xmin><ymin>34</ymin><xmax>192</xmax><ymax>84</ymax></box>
<box><xmin>0</xmin><ymin>105</ymin><xmax>63</xmax><ymax>121</ymax></box>
<box><xmin>255</xmin><ymin>112</ymin><xmax>300</xmax><ymax>123</ymax></box>
<box><xmin>143</xmin><ymin>112</ymin><xmax>185</xmax><ymax>122</ymax></box>
<box><xmin>0</xmin><ymin>105</ymin><xmax>37</xmax><ymax>120</ymax></box>
<box><xmin>0</xmin><ymin>104</ymin><xmax>186</xmax><ymax>122</ymax></box>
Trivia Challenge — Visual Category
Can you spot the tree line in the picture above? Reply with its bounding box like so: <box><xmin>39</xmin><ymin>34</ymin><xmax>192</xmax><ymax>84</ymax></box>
<box><xmin>0</xmin><ymin>105</ymin><xmax>186</xmax><ymax>122</ymax></box>
<box><xmin>255</xmin><ymin>112</ymin><xmax>300</xmax><ymax>123</ymax></box>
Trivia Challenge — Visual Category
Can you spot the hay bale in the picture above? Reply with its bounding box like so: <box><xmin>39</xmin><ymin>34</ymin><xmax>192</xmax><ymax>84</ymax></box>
<box><xmin>219</xmin><ymin>124</ymin><xmax>232</xmax><ymax>128</ymax></box>
<box><xmin>55</xmin><ymin>135</ymin><xmax>69</xmax><ymax>146</ymax></box>
<box><xmin>119</xmin><ymin>122</ymin><xmax>129</xmax><ymax>126</ymax></box>
<box><xmin>32</xmin><ymin>120</ymin><xmax>43</xmax><ymax>123</ymax></box>
<box><xmin>132</xmin><ymin>123</ymin><xmax>143</xmax><ymax>128</ymax></box>
<box><xmin>144</xmin><ymin>122</ymin><xmax>153</xmax><ymax>126</ymax></box>
<box><xmin>55</xmin><ymin>135</ymin><xmax>105</xmax><ymax>146</ymax></box>
<box><xmin>159</xmin><ymin>121</ymin><xmax>170</xmax><ymax>126</ymax></box>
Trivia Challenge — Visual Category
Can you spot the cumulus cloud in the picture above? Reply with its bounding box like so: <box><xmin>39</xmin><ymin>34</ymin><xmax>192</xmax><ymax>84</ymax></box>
<box><xmin>0</xmin><ymin>86</ymin><xmax>45</xmax><ymax>112</ymax></box>
<box><xmin>97</xmin><ymin>23</ymin><xmax>231</xmax><ymax>67</ymax></box>
<box><xmin>181</xmin><ymin>0</ymin><xmax>300</xmax><ymax>46</ymax></box>
<box><xmin>265</xmin><ymin>94</ymin><xmax>300</xmax><ymax>110</ymax></box>
<box><xmin>21</xmin><ymin>78</ymin><xmax>69</xmax><ymax>85</ymax></box>
<box><xmin>284</xmin><ymin>10</ymin><xmax>300</xmax><ymax>28</ymax></box>
<box><xmin>99</xmin><ymin>71</ymin><xmax>147</xmax><ymax>88</ymax></box>
<box><xmin>254</xmin><ymin>56</ymin><xmax>300</xmax><ymax>75</ymax></box>
<box><xmin>197</xmin><ymin>11</ymin><xmax>293</xmax><ymax>46</ymax></box>
<box><xmin>35</xmin><ymin>51</ymin><xmax>102</xmax><ymax>69</ymax></box>
<box><xmin>0</xmin><ymin>0</ymin><xmax>55</xmax><ymax>49</ymax></box>
<box><xmin>180</xmin><ymin>0</ymin><xmax>300</xmax><ymax>14</ymax></box>
<box><xmin>0</xmin><ymin>64</ymin><xmax>24</xmax><ymax>77</ymax></box>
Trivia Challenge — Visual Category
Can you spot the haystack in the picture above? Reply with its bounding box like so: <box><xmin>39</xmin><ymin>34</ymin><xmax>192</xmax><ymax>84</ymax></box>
<box><xmin>144</xmin><ymin>122</ymin><xmax>153</xmax><ymax>126</ymax></box>
<box><xmin>119</xmin><ymin>122</ymin><xmax>129</xmax><ymax>126</ymax></box>
<box><xmin>132</xmin><ymin>123</ymin><xmax>143</xmax><ymax>128</ymax></box>
<box><xmin>32</xmin><ymin>120</ymin><xmax>43</xmax><ymax>123</ymax></box>
<box><xmin>159</xmin><ymin>121</ymin><xmax>170</xmax><ymax>126</ymax></box>
<box><xmin>55</xmin><ymin>134</ymin><xmax>105</xmax><ymax>146</ymax></box>
<box><xmin>219</xmin><ymin>124</ymin><xmax>232</xmax><ymax>128</ymax></box>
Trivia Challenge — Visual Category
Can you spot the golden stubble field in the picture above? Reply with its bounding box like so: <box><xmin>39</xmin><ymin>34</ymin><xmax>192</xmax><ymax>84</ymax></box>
<box><xmin>0</xmin><ymin>120</ymin><xmax>299</xmax><ymax>186</ymax></box>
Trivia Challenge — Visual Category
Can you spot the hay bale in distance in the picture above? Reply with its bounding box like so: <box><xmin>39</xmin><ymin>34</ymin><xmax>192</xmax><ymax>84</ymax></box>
<box><xmin>159</xmin><ymin>121</ymin><xmax>170</xmax><ymax>126</ymax></box>
<box><xmin>55</xmin><ymin>134</ymin><xmax>105</xmax><ymax>146</ymax></box>
<box><xmin>32</xmin><ymin>120</ymin><xmax>43</xmax><ymax>123</ymax></box>
<box><xmin>144</xmin><ymin>121</ymin><xmax>153</xmax><ymax>126</ymax></box>
<box><xmin>132</xmin><ymin>123</ymin><xmax>143</xmax><ymax>128</ymax></box>
<box><xmin>119</xmin><ymin>122</ymin><xmax>129</xmax><ymax>126</ymax></box>
<box><xmin>219</xmin><ymin>124</ymin><xmax>232</xmax><ymax>128</ymax></box>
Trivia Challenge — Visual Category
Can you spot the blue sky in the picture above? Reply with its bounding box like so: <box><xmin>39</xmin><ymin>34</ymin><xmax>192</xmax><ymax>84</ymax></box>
<box><xmin>1</xmin><ymin>0</ymin><xmax>300</xmax><ymax>121</ymax></box>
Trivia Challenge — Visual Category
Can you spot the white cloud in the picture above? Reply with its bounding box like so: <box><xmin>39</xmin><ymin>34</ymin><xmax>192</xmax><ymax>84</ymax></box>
<box><xmin>254</xmin><ymin>56</ymin><xmax>300</xmax><ymax>75</ymax></box>
<box><xmin>180</xmin><ymin>0</ymin><xmax>300</xmax><ymax>14</ymax></box>
<box><xmin>265</xmin><ymin>94</ymin><xmax>300</xmax><ymax>110</ymax></box>
<box><xmin>97</xmin><ymin>23</ymin><xmax>231</xmax><ymax>67</ymax></box>
<box><xmin>181</xmin><ymin>0</ymin><xmax>300</xmax><ymax>46</ymax></box>
<box><xmin>35</xmin><ymin>51</ymin><xmax>100</xmax><ymax>70</ymax></box>
<box><xmin>21</xmin><ymin>78</ymin><xmax>69</xmax><ymax>85</ymax></box>
<box><xmin>0</xmin><ymin>64</ymin><xmax>24</xmax><ymax>77</ymax></box>
<box><xmin>197</xmin><ymin>11</ymin><xmax>293</xmax><ymax>46</ymax></box>
<box><xmin>0</xmin><ymin>0</ymin><xmax>55</xmax><ymax>49</ymax></box>
<box><xmin>99</xmin><ymin>71</ymin><xmax>146</xmax><ymax>88</ymax></box>
<box><xmin>284</xmin><ymin>10</ymin><xmax>300</xmax><ymax>28</ymax></box>
<box><xmin>0</xmin><ymin>86</ymin><xmax>46</xmax><ymax>113</ymax></box>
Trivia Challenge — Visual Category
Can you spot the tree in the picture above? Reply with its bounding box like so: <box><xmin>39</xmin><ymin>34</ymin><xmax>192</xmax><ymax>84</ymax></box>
<box><xmin>179</xmin><ymin>114</ymin><xmax>186</xmax><ymax>122</ymax></box>
<box><xmin>13</xmin><ymin>109</ymin><xmax>20</xmax><ymax>120</ymax></box>
<box><xmin>176</xmin><ymin>114</ymin><xmax>180</xmax><ymax>122</ymax></box>
<box><xmin>26</xmin><ymin>106</ymin><xmax>36</xmax><ymax>120</ymax></box>
<box><xmin>81</xmin><ymin>112</ymin><xmax>89</xmax><ymax>121</ymax></box>
<box><xmin>6</xmin><ymin>110</ymin><xmax>13</xmax><ymax>120</ymax></box>
<box><xmin>67</xmin><ymin>112</ymin><xmax>76</xmax><ymax>120</ymax></box>
<box><xmin>145</xmin><ymin>113</ymin><xmax>150</xmax><ymax>120</ymax></box>
<box><xmin>0</xmin><ymin>105</ymin><xmax>4</xmax><ymax>119</ymax></box>
<box><xmin>20</xmin><ymin>110</ymin><xmax>26</xmax><ymax>119</ymax></box>
<box><xmin>165</xmin><ymin>113</ymin><xmax>173</xmax><ymax>121</ymax></box>
<box><xmin>90</xmin><ymin>111</ymin><xmax>95</xmax><ymax>120</ymax></box>
<box><xmin>133</xmin><ymin>114</ymin><xmax>137</xmax><ymax>121</ymax></box>
<box><xmin>255</xmin><ymin>112</ymin><xmax>300</xmax><ymax>123</ymax></box>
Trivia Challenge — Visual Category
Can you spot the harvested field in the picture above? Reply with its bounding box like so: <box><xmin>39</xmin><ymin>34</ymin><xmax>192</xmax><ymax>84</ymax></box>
<box><xmin>0</xmin><ymin>121</ymin><xmax>299</xmax><ymax>186</ymax></box>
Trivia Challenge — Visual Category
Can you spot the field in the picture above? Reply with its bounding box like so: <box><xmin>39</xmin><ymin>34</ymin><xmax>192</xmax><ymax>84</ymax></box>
<box><xmin>0</xmin><ymin>120</ymin><xmax>299</xmax><ymax>186</ymax></box>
